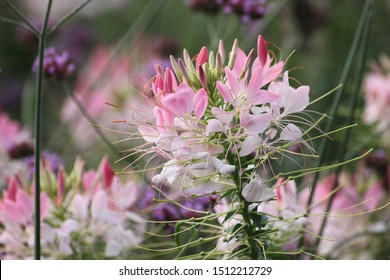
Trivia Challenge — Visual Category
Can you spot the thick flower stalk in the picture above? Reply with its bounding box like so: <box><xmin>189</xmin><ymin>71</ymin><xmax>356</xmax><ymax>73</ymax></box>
<box><xmin>134</xmin><ymin>35</ymin><xmax>313</xmax><ymax>259</ymax></box>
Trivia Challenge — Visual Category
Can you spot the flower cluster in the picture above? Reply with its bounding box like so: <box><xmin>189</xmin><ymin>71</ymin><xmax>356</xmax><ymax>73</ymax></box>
<box><xmin>133</xmin><ymin>35</ymin><xmax>314</xmax><ymax>258</ymax></box>
<box><xmin>0</xmin><ymin>112</ymin><xmax>32</xmax><ymax>188</ymax></box>
<box><xmin>32</xmin><ymin>47</ymin><xmax>76</xmax><ymax>80</ymax></box>
<box><xmin>186</xmin><ymin>0</ymin><xmax>267</xmax><ymax>22</ymax></box>
<box><xmin>259</xmin><ymin>164</ymin><xmax>389</xmax><ymax>259</ymax></box>
<box><xmin>0</xmin><ymin>157</ymin><xmax>146</xmax><ymax>259</ymax></box>
<box><xmin>138</xmin><ymin>36</ymin><xmax>309</xmax><ymax>200</ymax></box>
<box><xmin>363</xmin><ymin>54</ymin><xmax>390</xmax><ymax>144</ymax></box>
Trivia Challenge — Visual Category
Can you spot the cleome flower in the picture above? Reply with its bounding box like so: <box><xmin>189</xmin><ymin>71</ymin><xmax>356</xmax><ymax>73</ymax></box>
<box><xmin>128</xmin><ymin>35</ymin><xmax>319</xmax><ymax>259</ymax></box>
<box><xmin>135</xmin><ymin>35</ymin><xmax>311</xmax><ymax>196</ymax></box>
<box><xmin>0</xmin><ymin>156</ymin><xmax>146</xmax><ymax>259</ymax></box>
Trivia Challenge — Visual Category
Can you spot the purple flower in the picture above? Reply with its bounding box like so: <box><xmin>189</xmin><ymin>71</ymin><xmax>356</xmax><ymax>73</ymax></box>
<box><xmin>152</xmin><ymin>203</ymin><xmax>181</xmax><ymax>221</ymax></box>
<box><xmin>138</xmin><ymin>186</ymin><xmax>156</xmax><ymax>209</ymax></box>
<box><xmin>24</xmin><ymin>151</ymin><xmax>63</xmax><ymax>178</ymax></box>
<box><xmin>32</xmin><ymin>47</ymin><xmax>76</xmax><ymax>80</ymax></box>
<box><xmin>186</xmin><ymin>0</ymin><xmax>267</xmax><ymax>22</ymax></box>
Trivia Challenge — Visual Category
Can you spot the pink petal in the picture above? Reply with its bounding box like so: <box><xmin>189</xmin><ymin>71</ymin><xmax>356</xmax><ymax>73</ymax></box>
<box><xmin>275</xmin><ymin>178</ymin><xmax>297</xmax><ymax>207</ymax></box>
<box><xmin>241</xmin><ymin>112</ymin><xmax>271</xmax><ymax>135</ymax></box>
<box><xmin>225</xmin><ymin>66</ymin><xmax>239</xmax><ymax>96</ymax></box>
<box><xmin>91</xmin><ymin>190</ymin><xmax>108</xmax><ymax>220</ymax></box>
<box><xmin>211</xmin><ymin>107</ymin><xmax>234</xmax><ymax>125</ymax></box>
<box><xmin>60</xmin><ymin>219</ymin><xmax>79</xmax><ymax>236</ymax></box>
<box><xmin>280</xmin><ymin>124</ymin><xmax>302</xmax><ymax>141</ymax></box>
<box><xmin>3</xmin><ymin>200</ymin><xmax>27</xmax><ymax>224</ymax></box>
<box><xmin>217</xmin><ymin>81</ymin><xmax>234</xmax><ymax>103</ymax></box>
<box><xmin>247</xmin><ymin>67</ymin><xmax>264</xmax><ymax>100</ymax></box>
<box><xmin>138</xmin><ymin>126</ymin><xmax>159</xmax><ymax>143</ymax></box>
<box><xmin>153</xmin><ymin>73</ymin><xmax>164</xmax><ymax>95</ymax></box>
<box><xmin>232</xmin><ymin>48</ymin><xmax>247</xmax><ymax>76</ymax></box>
<box><xmin>206</xmin><ymin>119</ymin><xmax>224</xmax><ymax>135</ymax></box>
<box><xmin>100</xmin><ymin>156</ymin><xmax>114</xmax><ymax>189</ymax></box>
<box><xmin>162</xmin><ymin>84</ymin><xmax>194</xmax><ymax>117</ymax></box>
<box><xmin>263</xmin><ymin>61</ymin><xmax>284</xmax><ymax>85</ymax></box>
<box><xmin>198</xmin><ymin>65</ymin><xmax>208</xmax><ymax>89</ymax></box>
<box><xmin>196</xmin><ymin>46</ymin><xmax>209</xmax><ymax>70</ymax></box>
<box><xmin>193</xmin><ymin>88</ymin><xmax>208</xmax><ymax>120</ymax></box>
<box><xmin>82</xmin><ymin>170</ymin><xmax>97</xmax><ymax>193</ymax></box>
<box><xmin>15</xmin><ymin>189</ymin><xmax>33</xmax><ymax>219</ymax></box>
<box><xmin>257</xmin><ymin>35</ymin><xmax>268</xmax><ymax>68</ymax></box>
<box><xmin>251</xmin><ymin>89</ymin><xmax>278</xmax><ymax>105</ymax></box>
<box><xmin>239</xmin><ymin>135</ymin><xmax>262</xmax><ymax>157</ymax></box>
<box><xmin>363</xmin><ymin>181</ymin><xmax>383</xmax><ymax>211</ymax></box>
<box><xmin>154</xmin><ymin>107</ymin><xmax>175</xmax><ymax>131</ymax></box>
<box><xmin>164</xmin><ymin>68</ymin><xmax>176</xmax><ymax>93</ymax></box>
<box><xmin>284</xmin><ymin>86</ymin><xmax>310</xmax><ymax>115</ymax></box>
<box><xmin>4</xmin><ymin>177</ymin><xmax>18</xmax><ymax>201</ymax></box>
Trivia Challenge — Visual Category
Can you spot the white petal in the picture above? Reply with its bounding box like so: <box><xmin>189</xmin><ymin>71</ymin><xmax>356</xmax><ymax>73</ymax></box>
<box><xmin>245</xmin><ymin>113</ymin><xmax>272</xmax><ymax>135</ymax></box>
<box><xmin>212</xmin><ymin>107</ymin><xmax>234</xmax><ymax>125</ymax></box>
<box><xmin>206</xmin><ymin>119</ymin><xmax>224</xmax><ymax>135</ymax></box>
<box><xmin>70</xmin><ymin>194</ymin><xmax>89</xmax><ymax>221</ymax></box>
<box><xmin>239</xmin><ymin>135</ymin><xmax>261</xmax><ymax>157</ymax></box>
<box><xmin>210</xmin><ymin>157</ymin><xmax>235</xmax><ymax>175</ymax></box>
<box><xmin>280</xmin><ymin>124</ymin><xmax>302</xmax><ymax>141</ymax></box>
<box><xmin>91</xmin><ymin>190</ymin><xmax>108</xmax><ymax>221</ymax></box>
<box><xmin>284</xmin><ymin>86</ymin><xmax>310</xmax><ymax>115</ymax></box>
<box><xmin>105</xmin><ymin>240</ymin><xmax>122</xmax><ymax>257</ymax></box>
<box><xmin>152</xmin><ymin>160</ymin><xmax>181</xmax><ymax>186</ymax></box>
<box><xmin>171</xmin><ymin>138</ymin><xmax>190</xmax><ymax>159</ymax></box>
<box><xmin>59</xmin><ymin>219</ymin><xmax>78</xmax><ymax>237</ymax></box>
<box><xmin>155</xmin><ymin>132</ymin><xmax>177</xmax><ymax>151</ymax></box>
<box><xmin>59</xmin><ymin>239</ymin><xmax>73</xmax><ymax>256</ymax></box>
<box><xmin>242</xmin><ymin>178</ymin><xmax>276</xmax><ymax>203</ymax></box>
<box><xmin>138</xmin><ymin>126</ymin><xmax>159</xmax><ymax>143</ymax></box>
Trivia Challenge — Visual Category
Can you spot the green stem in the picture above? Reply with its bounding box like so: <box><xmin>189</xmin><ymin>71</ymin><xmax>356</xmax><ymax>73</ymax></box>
<box><xmin>229</xmin><ymin>161</ymin><xmax>259</xmax><ymax>259</ymax></box>
<box><xmin>34</xmin><ymin>0</ymin><xmax>53</xmax><ymax>260</ymax></box>
<box><xmin>1</xmin><ymin>0</ymin><xmax>39</xmax><ymax>36</ymax></box>
<box><xmin>0</xmin><ymin>16</ymin><xmax>37</xmax><ymax>34</ymax></box>
<box><xmin>314</xmin><ymin>0</ymin><xmax>374</xmax><ymax>254</ymax></box>
<box><xmin>305</xmin><ymin>0</ymin><xmax>374</xmax><ymax>214</ymax></box>
<box><xmin>48</xmin><ymin>0</ymin><xmax>92</xmax><ymax>35</ymax></box>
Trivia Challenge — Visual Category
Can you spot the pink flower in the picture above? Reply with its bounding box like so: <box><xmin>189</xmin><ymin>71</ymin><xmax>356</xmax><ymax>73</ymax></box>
<box><xmin>161</xmin><ymin>83</ymin><xmax>208</xmax><ymax>121</ymax></box>
<box><xmin>0</xmin><ymin>177</ymin><xmax>48</xmax><ymax>225</ymax></box>
<box><xmin>216</xmin><ymin>66</ymin><xmax>277</xmax><ymax>111</ymax></box>
<box><xmin>0</xmin><ymin>112</ymin><xmax>20</xmax><ymax>150</ymax></box>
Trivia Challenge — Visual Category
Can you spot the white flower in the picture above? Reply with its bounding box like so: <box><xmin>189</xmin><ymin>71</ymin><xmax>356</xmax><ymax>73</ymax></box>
<box><xmin>242</xmin><ymin>177</ymin><xmax>276</xmax><ymax>203</ymax></box>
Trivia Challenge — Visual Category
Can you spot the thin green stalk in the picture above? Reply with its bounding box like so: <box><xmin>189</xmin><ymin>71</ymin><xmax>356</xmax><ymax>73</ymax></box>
<box><xmin>0</xmin><ymin>16</ymin><xmax>37</xmax><ymax>34</ymax></box>
<box><xmin>34</xmin><ymin>0</ymin><xmax>53</xmax><ymax>260</ymax></box>
<box><xmin>1</xmin><ymin>0</ymin><xmax>39</xmax><ymax>36</ymax></box>
<box><xmin>305</xmin><ymin>0</ymin><xmax>374</xmax><ymax>213</ymax></box>
<box><xmin>48</xmin><ymin>0</ymin><xmax>92</xmax><ymax>35</ymax></box>
<box><xmin>314</xmin><ymin>0</ymin><xmax>375</xmax><ymax>254</ymax></box>
<box><xmin>229</xmin><ymin>163</ymin><xmax>260</xmax><ymax>259</ymax></box>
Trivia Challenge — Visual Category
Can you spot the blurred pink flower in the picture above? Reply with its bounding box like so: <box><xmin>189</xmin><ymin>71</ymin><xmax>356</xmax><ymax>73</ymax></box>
<box><xmin>363</xmin><ymin>55</ymin><xmax>390</xmax><ymax>144</ymax></box>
